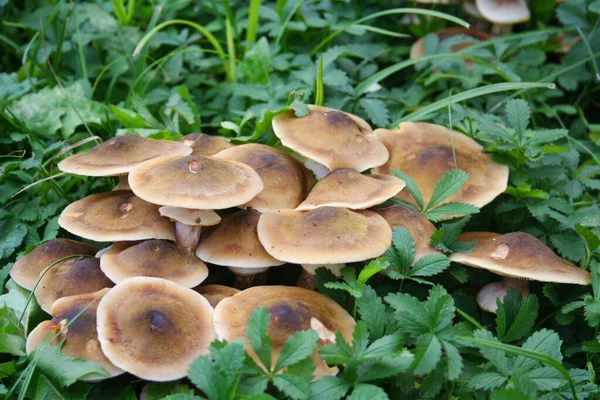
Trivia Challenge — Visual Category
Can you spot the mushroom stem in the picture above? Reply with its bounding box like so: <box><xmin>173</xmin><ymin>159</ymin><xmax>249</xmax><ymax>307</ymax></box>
<box><xmin>491</xmin><ymin>24</ymin><xmax>512</xmax><ymax>36</ymax></box>
<box><xmin>476</xmin><ymin>277</ymin><xmax>529</xmax><ymax>314</ymax></box>
<box><xmin>234</xmin><ymin>275</ymin><xmax>255</xmax><ymax>290</ymax></box>
<box><xmin>175</xmin><ymin>222</ymin><xmax>201</xmax><ymax>254</ymax></box>
<box><xmin>296</xmin><ymin>269</ymin><xmax>316</xmax><ymax>290</ymax></box>
<box><xmin>113</xmin><ymin>175</ymin><xmax>131</xmax><ymax>191</ymax></box>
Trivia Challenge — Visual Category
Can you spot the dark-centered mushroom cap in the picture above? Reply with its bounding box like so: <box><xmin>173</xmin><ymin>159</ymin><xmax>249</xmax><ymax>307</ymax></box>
<box><xmin>96</xmin><ymin>277</ymin><xmax>215</xmax><ymax>381</ymax></box>
<box><xmin>58</xmin><ymin>135</ymin><xmax>191</xmax><ymax>177</ymax></box>
<box><xmin>296</xmin><ymin>169</ymin><xmax>405</xmax><ymax>211</ymax></box>
<box><xmin>59</xmin><ymin>191</ymin><xmax>175</xmax><ymax>242</ymax></box>
<box><xmin>449</xmin><ymin>232</ymin><xmax>591</xmax><ymax>284</ymax></box>
<box><xmin>34</xmin><ymin>256</ymin><xmax>114</xmax><ymax>314</ymax></box>
<box><xmin>410</xmin><ymin>27</ymin><xmax>490</xmax><ymax>59</ymax></box>
<box><xmin>100</xmin><ymin>240</ymin><xmax>208</xmax><ymax>287</ymax></box>
<box><xmin>196</xmin><ymin>209</ymin><xmax>285</xmax><ymax>269</ymax></box>
<box><xmin>26</xmin><ymin>288</ymin><xmax>124</xmax><ymax>381</ymax></box>
<box><xmin>180</xmin><ymin>133</ymin><xmax>234</xmax><ymax>156</ymax></box>
<box><xmin>128</xmin><ymin>155</ymin><xmax>264</xmax><ymax>209</ymax></box>
<box><xmin>257</xmin><ymin>207</ymin><xmax>392</xmax><ymax>264</ymax></box>
<box><xmin>373</xmin><ymin>122</ymin><xmax>509</xmax><ymax>210</ymax></box>
<box><xmin>213</xmin><ymin>144</ymin><xmax>313</xmax><ymax>212</ymax></box>
<box><xmin>374</xmin><ymin>205</ymin><xmax>442</xmax><ymax>263</ymax></box>
<box><xmin>475</xmin><ymin>0</ymin><xmax>530</xmax><ymax>24</ymax></box>
<box><xmin>195</xmin><ymin>285</ymin><xmax>240</xmax><ymax>308</ymax></box>
<box><xmin>272</xmin><ymin>105</ymin><xmax>389</xmax><ymax>172</ymax></box>
<box><xmin>213</xmin><ymin>285</ymin><xmax>355</xmax><ymax>379</ymax></box>
<box><xmin>11</xmin><ymin>239</ymin><xmax>98</xmax><ymax>291</ymax></box>
<box><xmin>159</xmin><ymin>206</ymin><xmax>221</xmax><ymax>226</ymax></box>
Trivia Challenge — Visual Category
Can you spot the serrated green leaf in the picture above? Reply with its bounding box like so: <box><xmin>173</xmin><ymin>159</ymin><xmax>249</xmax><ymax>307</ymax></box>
<box><xmin>411</xmin><ymin>333</ymin><xmax>442</xmax><ymax>375</ymax></box>
<box><xmin>246</xmin><ymin>307</ymin><xmax>272</xmax><ymax>371</ymax></box>
<box><xmin>496</xmin><ymin>289</ymin><xmax>539</xmax><ymax>343</ymax></box>
<box><xmin>359</xmin><ymin>98</ymin><xmax>390</xmax><ymax>127</ymax></box>
<box><xmin>187</xmin><ymin>356</ymin><xmax>220</xmax><ymax>400</ymax></box>
<box><xmin>468</xmin><ymin>372</ymin><xmax>507</xmax><ymax>391</ymax></box>
<box><xmin>386</xmin><ymin>227</ymin><xmax>415</xmax><ymax>272</ymax></box>
<box><xmin>272</xmin><ymin>373</ymin><xmax>311</xmax><ymax>400</ymax></box>
<box><xmin>310</xmin><ymin>376</ymin><xmax>350</xmax><ymax>400</ymax></box>
<box><xmin>319</xmin><ymin>331</ymin><xmax>353</xmax><ymax>365</ymax></box>
<box><xmin>347</xmin><ymin>383</ymin><xmax>389</xmax><ymax>400</ymax></box>
<box><xmin>423</xmin><ymin>202</ymin><xmax>480</xmax><ymax>221</ymax></box>
<box><xmin>385</xmin><ymin>292</ymin><xmax>429</xmax><ymax>335</ymax></box>
<box><xmin>392</xmin><ymin>169</ymin><xmax>424</xmax><ymax>210</ymax></box>
<box><xmin>359</xmin><ymin>333</ymin><xmax>404</xmax><ymax>360</ymax></box>
<box><xmin>426</xmin><ymin>170</ymin><xmax>470</xmax><ymax>210</ymax></box>
<box><xmin>506</xmin><ymin>99</ymin><xmax>530</xmax><ymax>141</ymax></box>
<box><xmin>357</xmin><ymin>258</ymin><xmax>389</xmax><ymax>285</ymax></box>
<box><xmin>356</xmin><ymin>285</ymin><xmax>387</xmax><ymax>339</ymax></box>
<box><xmin>356</xmin><ymin>350</ymin><xmax>413</xmax><ymax>382</ymax></box>
<box><xmin>410</xmin><ymin>254</ymin><xmax>450</xmax><ymax>278</ymax></box>
<box><xmin>442</xmin><ymin>341</ymin><xmax>463</xmax><ymax>381</ymax></box>
<box><xmin>274</xmin><ymin>330</ymin><xmax>318</xmax><ymax>372</ymax></box>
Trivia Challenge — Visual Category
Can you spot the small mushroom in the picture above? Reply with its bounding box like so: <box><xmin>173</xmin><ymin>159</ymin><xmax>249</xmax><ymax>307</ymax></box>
<box><xmin>195</xmin><ymin>284</ymin><xmax>240</xmax><ymax>308</ymax></box>
<box><xmin>34</xmin><ymin>256</ymin><xmax>114</xmax><ymax>314</ymax></box>
<box><xmin>96</xmin><ymin>277</ymin><xmax>216</xmax><ymax>381</ymax></box>
<box><xmin>58</xmin><ymin>191</ymin><xmax>176</xmax><ymax>242</ymax></box>
<box><xmin>158</xmin><ymin>207</ymin><xmax>221</xmax><ymax>254</ymax></box>
<box><xmin>475</xmin><ymin>0</ymin><xmax>530</xmax><ymax>35</ymax></box>
<box><xmin>449</xmin><ymin>232</ymin><xmax>591</xmax><ymax>313</ymax></box>
<box><xmin>100</xmin><ymin>240</ymin><xmax>209</xmax><ymax>287</ymax></box>
<box><xmin>26</xmin><ymin>289</ymin><xmax>124</xmax><ymax>381</ymax></box>
<box><xmin>196</xmin><ymin>209</ymin><xmax>284</xmax><ymax>289</ymax></box>
<box><xmin>296</xmin><ymin>169</ymin><xmax>405</xmax><ymax>211</ymax></box>
<box><xmin>58</xmin><ymin>135</ymin><xmax>191</xmax><ymax>191</ymax></box>
<box><xmin>272</xmin><ymin>105</ymin><xmax>389</xmax><ymax>172</ymax></box>
<box><xmin>213</xmin><ymin>286</ymin><xmax>355</xmax><ymax>379</ymax></box>
<box><xmin>10</xmin><ymin>239</ymin><xmax>98</xmax><ymax>291</ymax></box>
<box><xmin>179</xmin><ymin>133</ymin><xmax>234</xmax><ymax>155</ymax></box>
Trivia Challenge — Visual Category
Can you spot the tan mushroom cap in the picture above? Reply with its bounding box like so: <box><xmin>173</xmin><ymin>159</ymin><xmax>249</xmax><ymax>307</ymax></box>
<box><xmin>128</xmin><ymin>154</ymin><xmax>264</xmax><ymax>210</ymax></box>
<box><xmin>213</xmin><ymin>286</ymin><xmax>355</xmax><ymax>379</ymax></box>
<box><xmin>257</xmin><ymin>207</ymin><xmax>392</xmax><ymax>264</ymax></box>
<box><xmin>159</xmin><ymin>206</ymin><xmax>221</xmax><ymax>226</ymax></box>
<box><xmin>449</xmin><ymin>232</ymin><xmax>591</xmax><ymax>285</ymax></box>
<box><xmin>96</xmin><ymin>277</ymin><xmax>216</xmax><ymax>381</ymax></box>
<box><xmin>213</xmin><ymin>144</ymin><xmax>313</xmax><ymax>212</ymax></box>
<box><xmin>58</xmin><ymin>135</ymin><xmax>191</xmax><ymax>177</ymax></box>
<box><xmin>374</xmin><ymin>205</ymin><xmax>441</xmax><ymax>263</ymax></box>
<box><xmin>11</xmin><ymin>239</ymin><xmax>98</xmax><ymax>291</ymax></box>
<box><xmin>195</xmin><ymin>285</ymin><xmax>240</xmax><ymax>308</ymax></box>
<box><xmin>34</xmin><ymin>256</ymin><xmax>114</xmax><ymax>314</ymax></box>
<box><xmin>26</xmin><ymin>289</ymin><xmax>124</xmax><ymax>381</ymax></box>
<box><xmin>296</xmin><ymin>169</ymin><xmax>405</xmax><ymax>211</ymax></box>
<box><xmin>476</xmin><ymin>0</ymin><xmax>530</xmax><ymax>24</ymax></box>
<box><xmin>196</xmin><ymin>209</ymin><xmax>284</xmax><ymax>273</ymax></box>
<box><xmin>272</xmin><ymin>105</ymin><xmax>389</xmax><ymax>172</ymax></box>
<box><xmin>477</xmin><ymin>278</ymin><xmax>530</xmax><ymax>313</ymax></box>
<box><xmin>100</xmin><ymin>240</ymin><xmax>208</xmax><ymax>287</ymax></box>
<box><xmin>410</xmin><ymin>27</ymin><xmax>490</xmax><ymax>59</ymax></box>
<box><xmin>59</xmin><ymin>191</ymin><xmax>175</xmax><ymax>242</ymax></box>
<box><xmin>373</xmin><ymin>122</ymin><xmax>509</xmax><ymax>209</ymax></box>
<box><xmin>179</xmin><ymin>133</ymin><xmax>234</xmax><ymax>156</ymax></box>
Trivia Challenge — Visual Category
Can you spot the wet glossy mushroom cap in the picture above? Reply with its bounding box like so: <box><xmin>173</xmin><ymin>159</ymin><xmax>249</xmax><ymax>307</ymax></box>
<box><xmin>257</xmin><ymin>207</ymin><xmax>392</xmax><ymax>264</ymax></box>
<box><xmin>272</xmin><ymin>105</ymin><xmax>389</xmax><ymax>172</ymax></box>
<box><xmin>11</xmin><ymin>239</ymin><xmax>98</xmax><ymax>291</ymax></box>
<box><xmin>449</xmin><ymin>232</ymin><xmax>591</xmax><ymax>284</ymax></box>
<box><xmin>58</xmin><ymin>135</ymin><xmax>191</xmax><ymax>177</ymax></box>
<box><xmin>59</xmin><ymin>191</ymin><xmax>176</xmax><ymax>242</ymax></box>
<box><xmin>159</xmin><ymin>206</ymin><xmax>221</xmax><ymax>226</ymax></box>
<box><xmin>196</xmin><ymin>209</ymin><xmax>285</xmax><ymax>274</ymax></box>
<box><xmin>26</xmin><ymin>289</ymin><xmax>124</xmax><ymax>381</ymax></box>
<box><xmin>373</xmin><ymin>122</ymin><xmax>509</xmax><ymax>210</ymax></box>
<box><xmin>374</xmin><ymin>205</ymin><xmax>442</xmax><ymax>263</ymax></box>
<box><xmin>213</xmin><ymin>144</ymin><xmax>313</xmax><ymax>212</ymax></box>
<box><xmin>100</xmin><ymin>240</ymin><xmax>208</xmax><ymax>287</ymax></box>
<box><xmin>34</xmin><ymin>256</ymin><xmax>114</xmax><ymax>314</ymax></box>
<box><xmin>96</xmin><ymin>277</ymin><xmax>216</xmax><ymax>381</ymax></box>
<box><xmin>475</xmin><ymin>0</ymin><xmax>530</xmax><ymax>24</ymax></box>
<box><xmin>410</xmin><ymin>27</ymin><xmax>490</xmax><ymax>59</ymax></box>
<box><xmin>296</xmin><ymin>169</ymin><xmax>405</xmax><ymax>211</ymax></box>
<box><xmin>128</xmin><ymin>154</ymin><xmax>264</xmax><ymax>209</ymax></box>
<box><xmin>213</xmin><ymin>285</ymin><xmax>355</xmax><ymax>379</ymax></box>
<box><xmin>179</xmin><ymin>133</ymin><xmax>234</xmax><ymax>156</ymax></box>
<box><xmin>195</xmin><ymin>285</ymin><xmax>240</xmax><ymax>308</ymax></box>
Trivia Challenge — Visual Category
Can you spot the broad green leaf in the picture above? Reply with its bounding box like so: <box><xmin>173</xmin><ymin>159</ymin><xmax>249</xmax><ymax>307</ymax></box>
<box><xmin>425</xmin><ymin>285</ymin><xmax>455</xmax><ymax>332</ymax></box>
<box><xmin>506</xmin><ymin>99</ymin><xmax>530</xmax><ymax>140</ymax></box>
<box><xmin>347</xmin><ymin>384</ymin><xmax>389</xmax><ymax>400</ymax></box>
<box><xmin>386</xmin><ymin>227</ymin><xmax>415</xmax><ymax>272</ymax></box>
<box><xmin>392</xmin><ymin>169</ymin><xmax>424</xmax><ymax>210</ymax></box>
<box><xmin>496</xmin><ymin>290</ymin><xmax>539</xmax><ymax>343</ymax></box>
<box><xmin>188</xmin><ymin>356</ymin><xmax>220</xmax><ymax>400</ymax></box>
<box><xmin>272</xmin><ymin>373</ymin><xmax>311</xmax><ymax>400</ymax></box>
<box><xmin>310</xmin><ymin>376</ymin><xmax>350</xmax><ymax>400</ymax></box>
<box><xmin>246</xmin><ymin>307</ymin><xmax>272</xmax><ymax>371</ymax></box>
<box><xmin>352</xmin><ymin>322</ymin><xmax>370</xmax><ymax>355</ymax></box>
<box><xmin>442</xmin><ymin>341</ymin><xmax>463</xmax><ymax>381</ymax></box>
<box><xmin>411</xmin><ymin>333</ymin><xmax>442</xmax><ymax>375</ymax></box>
<box><xmin>143</xmin><ymin>382</ymin><xmax>195</xmax><ymax>400</ymax></box>
<box><xmin>359</xmin><ymin>333</ymin><xmax>404</xmax><ymax>360</ymax></box>
<box><xmin>356</xmin><ymin>285</ymin><xmax>387</xmax><ymax>339</ymax></box>
<box><xmin>274</xmin><ymin>330</ymin><xmax>319</xmax><ymax>372</ymax></box>
<box><xmin>359</xmin><ymin>98</ymin><xmax>390</xmax><ymax>127</ymax></box>
<box><xmin>472</xmin><ymin>330</ymin><xmax>510</xmax><ymax>375</ymax></box>
<box><xmin>528</xmin><ymin>366</ymin><xmax>563</xmax><ymax>391</ymax></box>
<box><xmin>356</xmin><ymin>351</ymin><xmax>413</xmax><ymax>382</ymax></box>
<box><xmin>468</xmin><ymin>372</ymin><xmax>508</xmax><ymax>391</ymax></box>
<box><xmin>0</xmin><ymin>305</ymin><xmax>25</xmax><ymax>356</ymax></box>
<box><xmin>410</xmin><ymin>254</ymin><xmax>450</xmax><ymax>278</ymax></box>
<box><xmin>357</xmin><ymin>258</ymin><xmax>389</xmax><ymax>285</ymax></box>
<box><xmin>385</xmin><ymin>292</ymin><xmax>429</xmax><ymax>335</ymax></box>
<box><xmin>319</xmin><ymin>332</ymin><xmax>353</xmax><ymax>365</ymax></box>
<box><xmin>423</xmin><ymin>202</ymin><xmax>480</xmax><ymax>221</ymax></box>
<box><xmin>426</xmin><ymin>170</ymin><xmax>470</xmax><ymax>211</ymax></box>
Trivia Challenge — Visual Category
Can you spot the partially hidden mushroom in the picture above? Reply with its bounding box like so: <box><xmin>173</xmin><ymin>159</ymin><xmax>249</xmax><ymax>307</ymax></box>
<box><xmin>179</xmin><ymin>133</ymin><xmax>234</xmax><ymax>156</ymax></box>
<box><xmin>475</xmin><ymin>0</ymin><xmax>531</xmax><ymax>35</ymax></box>
<box><xmin>195</xmin><ymin>284</ymin><xmax>240</xmax><ymax>308</ymax></box>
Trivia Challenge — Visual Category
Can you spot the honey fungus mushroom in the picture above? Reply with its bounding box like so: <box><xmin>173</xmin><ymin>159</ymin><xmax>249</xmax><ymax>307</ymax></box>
<box><xmin>26</xmin><ymin>289</ymin><xmax>124</xmax><ymax>381</ymax></box>
<box><xmin>96</xmin><ymin>277</ymin><xmax>216</xmax><ymax>381</ymax></box>
<box><xmin>449</xmin><ymin>232</ymin><xmax>591</xmax><ymax>313</ymax></box>
<box><xmin>158</xmin><ymin>207</ymin><xmax>221</xmax><ymax>254</ymax></box>
<box><xmin>179</xmin><ymin>133</ymin><xmax>234</xmax><ymax>156</ymax></box>
<box><xmin>213</xmin><ymin>286</ymin><xmax>355</xmax><ymax>379</ymax></box>
<box><xmin>373</xmin><ymin>122</ymin><xmax>509</xmax><ymax>212</ymax></box>
<box><xmin>58</xmin><ymin>135</ymin><xmax>191</xmax><ymax>190</ymax></box>
<box><xmin>195</xmin><ymin>284</ymin><xmax>240</xmax><ymax>308</ymax></box>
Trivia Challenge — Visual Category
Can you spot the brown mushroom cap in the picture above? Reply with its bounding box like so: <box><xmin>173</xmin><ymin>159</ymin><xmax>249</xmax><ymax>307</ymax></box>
<box><xmin>449</xmin><ymin>232</ymin><xmax>591</xmax><ymax>284</ymax></box>
<box><xmin>196</xmin><ymin>209</ymin><xmax>284</xmax><ymax>273</ymax></box>
<box><xmin>58</xmin><ymin>135</ymin><xmax>191</xmax><ymax>177</ymax></box>
<box><xmin>26</xmin><ymin>289</ymin><xmax>124</xmax><ymax>381</ymax></box>
<box><xmin>11</xmin><ymin>239</ymin><xmax>98</xmax><ymax>291</ymax></box>
<box><xmin>213</xmin><ymin>144</ymin><xmax>313</xmax><ymax>212</ymax></box>
<box><xmin>475</xmin><ymin>0</ymin><xmax>530</xmax><ymax>24</ymax></box>
<box><xmin>58</xmin><ymin>191</ymin><xmax>175</xmax><ymax>242</ymax></box>
<box><xmin>257</xmin><ymin>207</ymin><xmax>392</xmax><ymax>264</ymax></box>
<box><xmin>477</xmin><ymin>278</ymin><xmax>530</xmax><ymax>313</ymax></box>
<box><xmin>179</xmin><ymin>133</ymin><xmax>234</xmax><ymax>156</ymax></box>
<box><xmin>373</xmin><ymin>122</ymin><xmax>509</xmax><ymax>209</ymax></box>
<box><xmin>213</xmin><ymin>285</ymin><xmax>355</xmax><ymax>379</ymax></box>
<box><xmin>410</xmin><ymin>27</ymin><xmax>490</xmax><ymax>59</ymax></box>
<box><xmin>34</xmin><ymin>256</ymin><xmax>114</xmax><ymax>314</ymax></box>
<box><xmin>100</xmin><ymin>240</ymin><xmax>208</xmax><ymax>287</ymax></box>
<box><xmin>296</xmin><ymin>169</ymin><xmax>405</xmax><ymax>211</ymax></box>
<box><xmin>158</xmin><ymin>206</ymin><xmax>221</xmax><ymax>226</ymax></box>
<box><xmin>96</xmin><ymin>277</ymin><xmax>216</xmax><ymax>381</ymax></box>
<box><xmin>374</xmin><ymin>205</ymin><xmax>442</xmax><ymax>263</ymax></box>
<box><xmin>272</xmin><ymin>105</ymin><xmax>389</xmax><ymax>172</ymax></box>
<box><xmin>195</xmin><ymin>285</ymin><xmax>240</xmax><ymax>308</ymax></box>
<box><xmin>128</xmin><ymin>154</ymin><xmax>264</xmax><ymax>209</ymax></box>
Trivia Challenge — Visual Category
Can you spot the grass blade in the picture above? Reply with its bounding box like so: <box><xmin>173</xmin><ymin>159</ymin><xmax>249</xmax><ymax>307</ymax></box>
<box><xmin>352</xmin><ymin>25</ymin><xmax>410</xmax><ymax>39</ymax></box>
<box><xmin>226</xmin><ymin>17</ymin><xmax>237</xmax><ymax>83</ymax></box>
<box><xmin>246</xmin><ymin>0</ymin><xmax>261</xmax><ymax>46</ymax></box>
<box><xmin>315</xmin><ymin>55</ymin><xmax>324</xmax><ymax>106</ymax></box>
